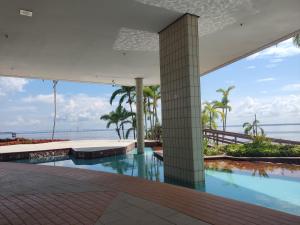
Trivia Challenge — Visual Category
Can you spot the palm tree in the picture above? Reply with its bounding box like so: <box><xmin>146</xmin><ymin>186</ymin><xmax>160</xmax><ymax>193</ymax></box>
<box><xmin>201</xmin><ymin>110</ymin><xmax>209</xmax><ymax>129</ymax></box>
<box><xmin>293</xmin><ymin>33</ymin><xmax>300</xmax><ymax>47</ymax></box>
<box><xmin>110</xmin><ymin>86</ymin><xmax>136</xmax><ymax>138</ymax></box>
<box><xmin>203</xmin><ymin>102</ymin><xmax>219</xmax><ymax>129</ymax></box>
<box><xmin>143</xmin><ymin>85</ymin><xmax>161</xmax><ymax>131</ymax></box>
<box><xmin>121</xmin><ymin>116</ymin><xmax>136</xmax><ymax>139</ymax></box>
<box><xmin>119</xmin><ymin>109</ymin><xmax>135</xmax><ymax>139</ymax></box>
<box><xmin>143</xmin><ymin>91</ymin><xmax>148</xmax><ymax>136</ymax></box>
<box><xmin>214</xmin><ymin>86</ymin><xmax>235</xmax><ymax>131</ymax></box>
<box><xmin>243</xmin><ymin>114</ymin><xmax>264</xmax><ymax>136</ymax></box>
<box><xmin>52</xmin><ymin>80</ymin><xmax>58</xmax><ymax>140</ymax></box>
<box><xmin>100</xmin><ymin>105</ymin><xmax>124</xmax><ymax>139</ymax></box>
<box><xmin>149</xmin><ymin>85</ymin><xmax>160</xmax><ymax>125</ymax></box>
<box><xmin>143</xmin><ymin>86</ymin><xmax>154</xmax><ymax>131</ymax></box>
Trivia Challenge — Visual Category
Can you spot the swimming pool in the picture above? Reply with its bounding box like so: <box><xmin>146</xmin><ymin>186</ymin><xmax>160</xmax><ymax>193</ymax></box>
<box><xmin>17</xmin><ymin>147</ymin><xmax>300</xmax><ymax>216</ymax></box>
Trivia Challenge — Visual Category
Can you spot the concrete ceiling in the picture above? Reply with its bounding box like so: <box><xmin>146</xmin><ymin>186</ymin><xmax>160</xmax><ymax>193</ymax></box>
<box><xmin>0</xmin><ymin>0</ymin><xmax>299</xmax><ymax>85</ymax></box>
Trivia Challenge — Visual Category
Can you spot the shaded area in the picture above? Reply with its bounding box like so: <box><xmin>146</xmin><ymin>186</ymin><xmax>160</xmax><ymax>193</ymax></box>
<box><xmin>17</xmin><ymin>148</ymin><xmax>300</xmax><ymax>216</ymax></box>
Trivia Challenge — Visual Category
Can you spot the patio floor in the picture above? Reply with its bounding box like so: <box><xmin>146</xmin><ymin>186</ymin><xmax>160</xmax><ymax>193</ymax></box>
<box><xmin>0</xmin><ymin>140</ymin><xmax>135</xmax><ymax>154</ymax></box>
<box><xmin>0</xmin><ymin>162</ymin><xmax>299</xmax><ymax>225</ymax></box>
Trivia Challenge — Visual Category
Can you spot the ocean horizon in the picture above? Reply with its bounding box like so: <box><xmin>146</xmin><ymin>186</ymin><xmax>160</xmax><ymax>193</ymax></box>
<box><xmin>1</xmin><ymin>123</ymin><xmax>299</xmax><ymax>141</ymax></box>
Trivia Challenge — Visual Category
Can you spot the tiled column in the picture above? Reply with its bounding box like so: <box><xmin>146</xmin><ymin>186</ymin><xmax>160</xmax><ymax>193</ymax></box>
<box><xmin>159</xmin><ymin>14</ymin><xmax>205</xmax><ymax>186</ymax></box>
<box><xmin>135</xmin><ymin>78</ymin><xmax>144</xmax><ymax>154</ymax></box>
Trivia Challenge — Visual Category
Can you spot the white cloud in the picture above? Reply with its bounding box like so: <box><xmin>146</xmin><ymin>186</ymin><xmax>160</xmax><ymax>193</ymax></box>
<box><xmin>228</xmin><ymin>94</ymin><xmax>300</xmax><ymax>124</ymax></box>
<box><xmin>246</xmin><ymin>65</ymin><xmax>256</xmax><ymax>69</ymax></box>
<box><xmin>0</xmin><ymin>77</ymin><xmax>28</xmax><ymax>96</ymax></box>
<box><xmin>23</xmin><ymin>94</ymin><xmax>64</xmax><ymax>104</ymax></box>
<box><xmin>4</xmin><ymin>116</ymin><xmax>40</xmax><ymax>126</ymax></box>
<box><xmin>22</xmin><ymin>93</ymin><xmax>112</xmax><ymax>123</ymax></box>
<box><xmin>270</xmin><ymin>58</ymin><xmax>283</xmax><ymax>63</ymax></box>
<box><xmin>256</xmin><ymin>77</ymin><xmax>275</xmax><ymax>82</ymax></box>
<box><xmin>281</xmin><ymin>83</ymin><xmax>300</xmax><ymax>92</ymax></box>
<box><xmin>247</xmin><ymin>38</ymin><xmax>300</xmax><ymax>60</ymax></box>
<box><xmin>57</xmin><ymin>94</ymin><xmax>112</xmax><ymax>123</ymax></box>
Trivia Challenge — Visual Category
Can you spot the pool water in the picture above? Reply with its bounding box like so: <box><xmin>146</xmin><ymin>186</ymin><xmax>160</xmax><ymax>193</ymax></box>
<box><xmin>17</xmin><ymin>148</ymin><xmax>300</xmax><ymax>216</ymax></box>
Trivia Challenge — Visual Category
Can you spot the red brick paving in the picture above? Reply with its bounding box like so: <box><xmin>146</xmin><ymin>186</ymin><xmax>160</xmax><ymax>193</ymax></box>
<box><xmin>0</xmin><ymin>162</ymin><xmax>299</xmax><ymax>225</ymax></box>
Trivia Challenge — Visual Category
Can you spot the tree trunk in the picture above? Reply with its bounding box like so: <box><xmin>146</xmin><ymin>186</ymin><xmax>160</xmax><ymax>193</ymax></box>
<box><xmin>152</xmin><ymin>102</ymin><xmax>156</xmax><ymax>128</ymax></box>
<box><xmin>222</xmin><ymin>109</ymin><xmax>225</xmax><ymax>131</ymax></box>
<box><xmin>147</xmin><ymin>98</ymin><xmax>153</xmax><ymax>130</ymax></box>
<box><xmin>224</xmin><ymin>108</ymin><xmax>227</xmax><ymax>131</ymax></box>
<box><xmin>116</xmin><ymin>125</ymin><xmax>121</xmax><ymax>140</ymax></box>
<box><xmin>122</xmin><ymin>124</ymin><xmax>125</xmax><ymax>139</ymax></box>
<box><xmin>209</xmin><ymin>112</ymin><xmax>212</xmax><ymax>129</ymax></box>
<box><xmin>144</xmin><ymin>110</ymin><xmax>148</xmax><ymax>137</ymax></box>
<box><xmin>128</xmin><ymin>92</ymin><xmax>136</xmax><ymax>139</ymax></box>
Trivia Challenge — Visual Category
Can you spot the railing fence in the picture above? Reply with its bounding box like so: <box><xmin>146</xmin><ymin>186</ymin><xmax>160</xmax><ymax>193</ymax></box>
<box><xmin>203</xmin><ymin>129</ymin><xmax>300</xmax><ymax>145</ymax></box>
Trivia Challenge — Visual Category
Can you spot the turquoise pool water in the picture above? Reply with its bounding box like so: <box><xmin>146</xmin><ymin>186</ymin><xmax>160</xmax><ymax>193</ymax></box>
<box><xmin>17</xmin><ymin>148</ymin><xmax>300</xmax><ymax>216</ymax></box>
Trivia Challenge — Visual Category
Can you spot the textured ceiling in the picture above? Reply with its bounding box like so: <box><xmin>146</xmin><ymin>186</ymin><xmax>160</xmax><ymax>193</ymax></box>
<box><xmin>0</xmin><ymin>0</ymin><xmax>299</xmax><ymax>85</ymax></box>
<box><xmin>136</xmin><ymin>0</ymin><xmax>258</xmax><ymax>36</ymax></box>
<box><xmin>113</xmin><ymin>28</ymin><xmax>159</xmax><ymax>51</ymax></box>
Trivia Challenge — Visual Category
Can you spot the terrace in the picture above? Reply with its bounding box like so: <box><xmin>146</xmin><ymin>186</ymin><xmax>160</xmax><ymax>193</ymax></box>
<box><xmin>1</xmin><ymin>0</ymin><xmax>300</xmax><ymax>224</ymax></box>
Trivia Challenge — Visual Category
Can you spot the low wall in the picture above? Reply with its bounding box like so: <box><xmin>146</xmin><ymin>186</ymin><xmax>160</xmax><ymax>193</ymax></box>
<box><xmin>0</xmin><ymin>141</ymin><xmax>156</xmax><ymax>161</ymax></box>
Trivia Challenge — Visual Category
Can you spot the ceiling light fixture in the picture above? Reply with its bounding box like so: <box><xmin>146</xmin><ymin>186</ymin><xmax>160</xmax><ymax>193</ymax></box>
<box><xmin>19</xmin><ymin>9</ymin><xmax>33</xmax><ymax>17</ymax></box>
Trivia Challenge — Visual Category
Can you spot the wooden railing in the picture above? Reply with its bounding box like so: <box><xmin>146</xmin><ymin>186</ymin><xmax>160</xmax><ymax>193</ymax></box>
<box><xmin>203</xmin><ymin>129</ymin><xmax>300</xmax><ymax>145</ymax></box>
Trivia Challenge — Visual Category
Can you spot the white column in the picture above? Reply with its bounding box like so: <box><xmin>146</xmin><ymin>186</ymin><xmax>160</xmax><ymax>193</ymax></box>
<box><xmin>135</xmin><ymin>78</ymin><xmax>144</xmax><ymax>154</ymax></box>
<box><xmin>159</xmin><ymin>14</ymin><xmax>205</xmax><ymax>186</ymax></box>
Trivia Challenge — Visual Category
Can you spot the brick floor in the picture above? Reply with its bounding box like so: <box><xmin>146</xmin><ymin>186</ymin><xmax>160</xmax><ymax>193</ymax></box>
<box><xmin>0</xmin><ymin>162</ymin><xmax>299</xmax><ymax>225</ymax></box>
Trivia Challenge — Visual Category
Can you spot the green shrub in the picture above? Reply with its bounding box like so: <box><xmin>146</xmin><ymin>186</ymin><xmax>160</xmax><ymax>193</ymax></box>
<box><xmin>203</xmin><ymin>140</ymin><xmax>225</xmax><ymax>156</ymax></box>
<box><xmin>224</xmin><ymin>141</ymin><xmax>300</xmax><ymax>157</ymax></box>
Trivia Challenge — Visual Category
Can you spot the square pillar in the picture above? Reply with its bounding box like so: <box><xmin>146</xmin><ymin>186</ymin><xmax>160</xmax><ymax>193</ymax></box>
<box><xmin>159</xmin><ymin>14</ymin><xmax>205</xmax><ymax>186</ymax></box>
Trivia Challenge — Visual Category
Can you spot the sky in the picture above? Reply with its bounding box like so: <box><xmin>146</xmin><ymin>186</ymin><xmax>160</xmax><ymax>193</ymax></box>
<box><xmin>0</xmin><ymin>38</ymin><xmax>299</xmax><ymax>134</ymax></box>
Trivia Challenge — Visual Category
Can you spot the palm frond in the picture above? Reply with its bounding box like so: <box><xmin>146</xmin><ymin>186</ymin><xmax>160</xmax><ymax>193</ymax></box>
<box><xmin>243</xmin><ymin>122</ymin><xmax>251</xmax><ymax>128</ymax></box>
<box><xmin>110</xmin><ymin>89</ymin><xmax>124</xmax><ymax>105</ymax></box>
<box><xmin>125</xmin><ymin>127</ymin><xmax>135</xmax><ymax>139</ymax></box>
<box><xmin>293</xmin><ymin>34</ymin><xmax>300</xmax><ymax>47</ymax></box>
<box><xmin>118</xmin><ymin>94</ymin><xmax>127</xmax><ymax>106</ymax></box>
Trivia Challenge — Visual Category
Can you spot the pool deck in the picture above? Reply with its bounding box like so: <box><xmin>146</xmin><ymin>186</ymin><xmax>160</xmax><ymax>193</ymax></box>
<box><xmin>0</xmin><ymin>140</ymin><xmax>135</xmax><ymax>154</ymax></box>
<box><xmin>0</xmin><ymin>140</ymin><xmax>138</xmax><ymax>161</ymax></box>
<box><xmin>0</xmin><ymin>162</ymin><xmax>299</xmax><ymax>225</ymax></box>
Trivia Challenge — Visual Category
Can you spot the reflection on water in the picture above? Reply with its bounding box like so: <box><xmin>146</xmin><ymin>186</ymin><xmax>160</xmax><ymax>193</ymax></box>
<box><xmin>205</xmin><ymin>160</ymin><xmax>300</xmax><ymax>180</ymax></box>
<box><xmin>16</xmin><ymin>148</ymin><xmax>300</xmax><ymax>216</ymax></box>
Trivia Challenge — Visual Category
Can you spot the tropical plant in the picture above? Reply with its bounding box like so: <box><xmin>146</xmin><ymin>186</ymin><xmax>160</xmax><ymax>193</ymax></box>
<box><xmin>143</xmin><ymin>86</ymin><xmax>161</xmax><ymax>139</ymax></box>
<box><xmin>243</xmin><ymin>114</ymin><xmax>264</xmax><ymax>137</ymax></box>
<box><xmin>107</xmin><ymin>85</ymin><xmax>161</xmax><ymax>140</ymax></box>
<box><xmin>201</xmin><ymin>110</ymin><xmax>210</xmax><ymax>129</ymax></box>
<box><xmin>146</xmin><ymin>123</ymin><xmax>162</xmax><ymax>141</ymax></box>
<box><xmin>214</xmin><ymin>85</ymin><xmax>235</xmax><ymax>131</ymax></box>
<box><xmin>120</xmin><ymin>114</ymin><xmax>136</xmax><ymax>139</ymax></box>
<box><xmin>100</xmin><ymin>105</ymin><xmax>132</xmax><ymax>140</ymax></box>
<box><xmin>52</xmin><ymin>80</ymin><xmax>58</xmax><ymax>140</ymax></box>
<box><xmin>143</xmin><ymin>86</ymin><xmax>154</xmax><ymax>132</ymax></box>
<box><xmin>119</xmin><ymin>109</ymin><xmax>135</xmax><ymax>139</ymax></box>
<box><xmin>224</xmin><ymin>142</ymin><xmax>300</xmax><ymax>157</ymax></box>
<box><xmin>202</xmin><ymin>102</ymin><xmax>220</xmax><ymax>129</ymax></box>
<box><xmin>293</xmin><ymin>33</ymin><xmax>300</xmax><ymax>48</ymax></box>
<box><xmin>149</xmin><ymin>85</ymin><xmax>161</xmax><ymax>126</ymax></box>
<box><xmin>110</xmin><ymin>86</ymin><xmax>136</xmax><ymax>138</ymax></box>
